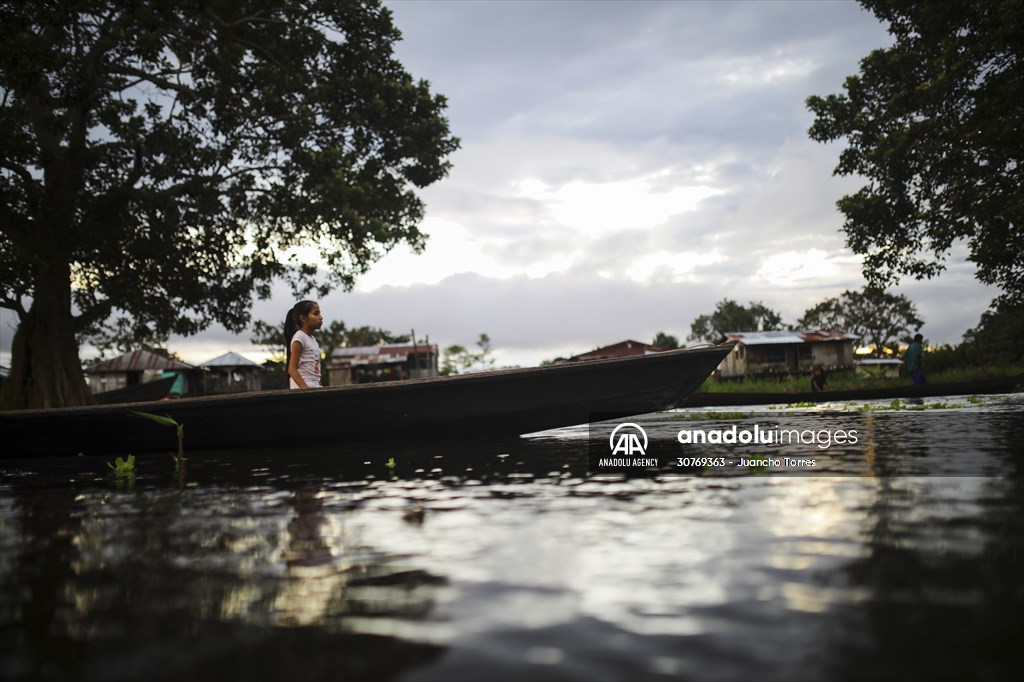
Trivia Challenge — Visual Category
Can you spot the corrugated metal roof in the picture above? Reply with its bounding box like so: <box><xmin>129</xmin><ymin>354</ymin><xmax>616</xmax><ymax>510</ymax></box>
<box><xmin>801</xmin><ymin>330</ymin><xmax>860</xmax><ymax>342</ymax></box>
<box><xmin>331</xmin><ymin>343</ymin><xmax>438</xmax><ymax>359</ymax></box>
<box><xmin>726</xmin><ymin>332</ymin><xmax>805</xmax><ymax>345</ymax></box>
<box><xmin>725</xmin><ymin>330</ymin><xmax>858</xmax><ymax>346</ymax></box>
<box><xmin>86</xmin><ymin>350</ymin><xmax>196</xmax><ymax>373</ymax></box>
<box><xmin>200</xmin><ymin>351</ymin><xmax>260</xmax><ymax>368</ymax></box>
<box><xmin>332</xmin><ymin>345</ymin><xmax>384</xmax><ymax>357</ymax></box>
<box><xmin>854</xmin><ymin>358</ymin><xmax>904</xmax><ymax>365</ymax></box>
<box><xmin>345</xmin><ymin>354</ymin><xmax>414</xmax><ymax>366</ymax></box>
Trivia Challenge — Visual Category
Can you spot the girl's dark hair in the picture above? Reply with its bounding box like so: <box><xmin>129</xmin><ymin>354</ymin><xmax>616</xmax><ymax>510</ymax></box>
<box><xmin>284</xmin><ymin>300</ymin><xmax>318</xmax><ymax>367</ymax></box>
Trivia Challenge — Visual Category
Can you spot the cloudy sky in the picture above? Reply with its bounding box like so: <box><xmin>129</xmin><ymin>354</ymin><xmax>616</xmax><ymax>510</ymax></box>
<box><xmin>0</xmin><ymin>0</ymin><xmax>1002</xmax><ymax>370</ymax></box>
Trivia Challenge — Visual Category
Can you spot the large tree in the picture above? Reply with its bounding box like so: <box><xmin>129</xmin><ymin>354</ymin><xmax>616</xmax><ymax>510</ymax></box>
<box><xmin>688</xmin><ymin>299</ymin><xmax>783</xmax><ymax>345</ymax></box>
<box><xmin>798</xmin><ymin>287</ymin><xmax>924</xmax><ymax>356</ymax></box>
<box><xmin>807</xmin><ymin>0</ymin><xmax>1023</xmax><ymax>305</ymax></box>
<box><xmin>0</xmin><ymin>0</ymin><xmax>458</xmax><ymax>408</ymax></box>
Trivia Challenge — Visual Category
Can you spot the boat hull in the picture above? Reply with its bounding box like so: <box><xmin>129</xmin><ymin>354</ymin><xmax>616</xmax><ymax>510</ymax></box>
<box><xmin>681</xmin><ymin>376</ymin><xmax>1023</xmax><ymax>407</ymax></box>
<box><xmin>1</xmin><ymin>344</ymin><xmax>732</xmax><ymax>457</ymax></box>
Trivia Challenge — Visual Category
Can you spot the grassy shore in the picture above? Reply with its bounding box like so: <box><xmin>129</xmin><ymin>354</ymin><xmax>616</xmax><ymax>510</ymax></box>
<box><xmin>697</xmin><ymin>364</ymin><xmax>1024</xmax><ymax>393</ymax></box>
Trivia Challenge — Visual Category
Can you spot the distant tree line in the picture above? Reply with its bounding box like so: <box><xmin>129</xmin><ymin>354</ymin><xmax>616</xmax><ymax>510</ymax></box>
<box><xmin>652</xmin><ymin>289</ymin><xmax>1021</xmax><ymax>370</ymax></box>
<box><xmin>650</xmin><ymin>287</ymin><xmax>925</xmax><ymax>357</ymax></box>
<box><xmin>439</xmin><ymin>333</ymin><xmax>494</xmax><ymax>376</ymax></box>
<box><xmin>923</xmin><ymin>300</ymin><xmax>1024</xmax><ymax>373</ymax></box>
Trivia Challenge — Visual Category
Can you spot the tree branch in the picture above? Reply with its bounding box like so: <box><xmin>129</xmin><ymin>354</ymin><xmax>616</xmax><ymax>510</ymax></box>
<box><xmin>205</xmin><ymin>9</ymin><xmax>286</xmax><ymax>69</ymax></box>
<box><xmin>0</xmin><ymin>159</ymin><xmax>35</xmax><ymax>187</ymax></box>
<box><xmin>0</xmin><ymin>199</ymin><xmax>34</xmax><ymax>248</ymax></box>
<box><xmin>204</xmin><ymin>8</ymin><xmax>287</xmax><ymax>30</ymax></box>
<box><xmin>0</xmin><ymin>294</ymin><xmax>28</xmax><ymax>321</ymax></box>
<box><xmin>107</xmin><ymin>65</ymin><xmax>193</xmax><ymax>93</ymax></box>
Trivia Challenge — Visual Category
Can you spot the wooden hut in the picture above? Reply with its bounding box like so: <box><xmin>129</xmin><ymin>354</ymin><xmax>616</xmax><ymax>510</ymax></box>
<box><xmin>200</xmin><ymin>352</ymin><xmax>263</xmax><ymax>394</ymax></box>
<box><xmin>717</xmin><ymin>330</ymin><xmax>857</xmax><ymax>378</ymax></box>
<box><xmin>85</xmin><ymin>350</ymin><xmax>201</xmax><ymax>397</ymax></box>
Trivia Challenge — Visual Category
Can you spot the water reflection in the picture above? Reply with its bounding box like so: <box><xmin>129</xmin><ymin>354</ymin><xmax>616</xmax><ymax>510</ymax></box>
<box><xmin>831</xmin><ymin>474</ymin><xmax>1024</xmax><ymax>681</ymax></box>
<box><xmin>0</xmin><ymin>398</ymin><xmax>1021</xmax><ymax>681</ymax></box>
<box><xmin>0</xmin><ymin>470</ymin><xmax>448</xmax><ymax>681</ymax></box>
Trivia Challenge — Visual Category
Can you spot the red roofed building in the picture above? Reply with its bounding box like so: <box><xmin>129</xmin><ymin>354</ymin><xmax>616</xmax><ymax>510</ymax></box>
<box><xmin>569</xmin><ymin>340</ymin><xmax>666</xmax><ymax>362</ymax></box>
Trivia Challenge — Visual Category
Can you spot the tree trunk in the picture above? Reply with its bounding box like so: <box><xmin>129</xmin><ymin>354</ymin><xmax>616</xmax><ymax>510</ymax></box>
<box><xmin>1</xmin><ymin>260</ymin><xmax>93</xmax><ymax>410</ymax></box>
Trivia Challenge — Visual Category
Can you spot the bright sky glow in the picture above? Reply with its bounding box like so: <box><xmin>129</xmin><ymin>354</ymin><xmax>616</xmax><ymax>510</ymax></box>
<box><xmin>755</xmin><ymin>249</ymin><xmax>842</xmax><ymax>287</ymax></box>
<box><xmin>720</xmin><ymin>53</ymin><xmax>816</xmax><ymax>85</ymax></box>
<box><xmin>515</xmin><ymin>174</ymin><xmax>723</xmax><ymax>235</ymax></box>
<box><xmin>624</xmin><ymin>250</ymin><xmax>727</xmax><ymax>283</ymax></box>
<box><xmin>355</xmin><ymin>216</ymin><xmax>579</xmax><ymax>291</ymax></box>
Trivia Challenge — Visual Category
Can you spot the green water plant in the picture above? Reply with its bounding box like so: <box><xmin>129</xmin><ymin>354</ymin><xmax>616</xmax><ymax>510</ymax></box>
<box><xmin>130</xmin><ymin>411</ymin><xmax>185</xmax><ymax>468</ymax></box>
<box><xmin>107</xmin><ymin>454</ymin><xmax>136</xmax><ymax>476</ymax></box>
<box><xmin>671</xmin><ymin>411</ymin><xmax>749</xmax><ymax>421</ymax></box>
<box><xmin>854</xmin><ymin>398</ymin><xmax>904</xmax><ymax>413</ymax></box>
<box><xmin>852</xmin><ymin>397</ymin><xmax>978</xmax><ymax>413</ymax></box>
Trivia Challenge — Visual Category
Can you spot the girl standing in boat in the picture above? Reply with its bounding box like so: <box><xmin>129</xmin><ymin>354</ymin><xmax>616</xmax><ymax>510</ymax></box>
<box><xmin>285</xmin><ymin>300</ymin><xmax>323</xmax><ymax>389</ymax></box>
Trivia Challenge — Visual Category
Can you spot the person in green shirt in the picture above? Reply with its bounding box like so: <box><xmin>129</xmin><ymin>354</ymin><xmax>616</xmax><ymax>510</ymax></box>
<box><xmin>904</xmin><ymin>333</ymin><xmax>926</xmax><ymax>386</ymax></box>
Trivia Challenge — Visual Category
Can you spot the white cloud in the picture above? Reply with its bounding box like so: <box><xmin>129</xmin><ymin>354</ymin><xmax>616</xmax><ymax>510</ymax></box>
<box><xmin>514</xmin><ymin>173</ymin><xmax>723</xmax><ymax>236</ymax></box>
<box><xmin>755</xmin><ymin>249</ymin><xmax>846</xmax><ymax>286</ymax></box>
<box><xmin>624</xmin><ymin>250</ymin><xmax>727</xmax><ymax>284</ymax></box>
<box><xmin>355</xmin><ymin>218</ymin><xmax>482</xmax><ymax>290</ymax></box>
<box><xmin>719</xmin><ymin>50</ymin><xmax>817</xmax><ymax>86</ymax></box>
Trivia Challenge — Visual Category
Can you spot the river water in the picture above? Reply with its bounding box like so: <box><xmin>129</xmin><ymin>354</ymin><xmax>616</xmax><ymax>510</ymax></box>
<box><xmin>1</xmin><ymin>395</ymin><xmax>1022</xmax><ymax>681</ymax></box>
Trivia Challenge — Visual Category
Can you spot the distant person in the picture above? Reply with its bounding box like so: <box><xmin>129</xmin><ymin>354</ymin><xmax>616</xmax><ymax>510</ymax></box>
<box><xmin>904</xmin><ymin>333</ymin><xmax>926</xmax><ymax>386</ymax></box>
<box><xmin>285</xmin><ymin>300</ymin><xmax>323</xmax><ymax>389</ymax></box>
<box><xmin>811</xmin><ymin>366</ymin><xmax>828</xmax><ymax>392</ymax></box>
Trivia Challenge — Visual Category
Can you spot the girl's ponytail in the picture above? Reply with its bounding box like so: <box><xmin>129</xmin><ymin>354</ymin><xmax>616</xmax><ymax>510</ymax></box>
<box><xmin>284</xmin><ymin>304</ymin><xmax>298</xmax><ymax>367</ymax></box>
<box><xmin>284</xmin><ymin>300</ymin><xmax>317</xmax><ymax>368</ymax></box>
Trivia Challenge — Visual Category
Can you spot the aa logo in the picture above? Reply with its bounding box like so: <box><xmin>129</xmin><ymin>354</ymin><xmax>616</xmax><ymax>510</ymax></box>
<box><xmin>609</xmin><ymin>423</ymin><xmax>648</xmax><ymax>456</ymax></box>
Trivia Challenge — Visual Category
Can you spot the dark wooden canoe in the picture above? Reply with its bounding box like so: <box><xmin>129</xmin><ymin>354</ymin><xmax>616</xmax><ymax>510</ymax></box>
<box><xmin>1</xmin><ymin>343</ymin><xmax>733</xmax><ymax>458</ymax></box>
<box><xmin>681</xmin><ymin>375</ymin><xmax>1023</xmax><ymax>408</ymax></box>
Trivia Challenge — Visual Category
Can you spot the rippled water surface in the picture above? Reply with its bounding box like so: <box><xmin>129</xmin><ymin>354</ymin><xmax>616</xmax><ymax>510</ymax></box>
<box><xmin>2</xmin><ymin>396</ymin><xmax>1022</xmax><ymax>681</ymax></box>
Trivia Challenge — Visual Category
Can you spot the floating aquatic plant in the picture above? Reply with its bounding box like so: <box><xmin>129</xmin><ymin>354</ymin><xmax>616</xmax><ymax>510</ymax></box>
<box><xmin>671</xmin><ymin>411</ymin><xmax>749</xmax><ymax>421</ymax></box>
<box><xmin>107</xmin><ymin>454</ymin><xmax>136</xmax><ymax>476</ymax></box>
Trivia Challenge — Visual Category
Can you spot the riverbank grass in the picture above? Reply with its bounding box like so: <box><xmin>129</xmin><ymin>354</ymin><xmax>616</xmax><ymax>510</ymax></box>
<box><xmin>698</xmin><ymin>364</ymin><xmax>1023</xmax><ymax>394</ymax></box>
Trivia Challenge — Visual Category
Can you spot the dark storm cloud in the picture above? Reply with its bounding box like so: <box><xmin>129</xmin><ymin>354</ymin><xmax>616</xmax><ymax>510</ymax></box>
<box><xmin>389</xmin><ymin>0</ymin><xmax>888</xmax><ymax>146</ymax></box>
